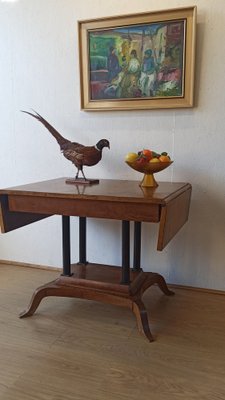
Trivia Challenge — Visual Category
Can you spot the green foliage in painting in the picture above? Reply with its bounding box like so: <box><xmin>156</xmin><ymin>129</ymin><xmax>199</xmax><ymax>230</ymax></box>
<box><xmin>89</xmin><ymin>35</ymin><xmax>115</xmax><ymax>57</ymax></box>
<box><xmin>90</xmin><ymin>56</ymin><xmax>107</xmax><ymax>70</ymax></box>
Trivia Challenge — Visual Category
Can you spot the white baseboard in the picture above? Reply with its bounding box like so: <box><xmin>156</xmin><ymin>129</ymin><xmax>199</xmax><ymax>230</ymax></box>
<box><xmin>0</xmin><ymin>259</ymin><xmax>61</xmax><ymax>272</ymax></box>
<box><xmin>0</xmin><ymin>259</ymin><xmax>225</xmax><ymax>296</ymax></box>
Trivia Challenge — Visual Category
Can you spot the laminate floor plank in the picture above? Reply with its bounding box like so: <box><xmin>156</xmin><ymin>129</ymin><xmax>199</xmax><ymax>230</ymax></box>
<box><xmin>1</xmin><ymin>264</ymin><xmax>225</xmax><ymax>400</ymax></box>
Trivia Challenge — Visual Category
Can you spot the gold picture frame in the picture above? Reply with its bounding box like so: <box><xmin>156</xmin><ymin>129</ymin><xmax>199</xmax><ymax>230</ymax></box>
<box><xmin>78</xmin><ymin>6</ymin><xmax>196</xmax><ymax>111</ymax></box>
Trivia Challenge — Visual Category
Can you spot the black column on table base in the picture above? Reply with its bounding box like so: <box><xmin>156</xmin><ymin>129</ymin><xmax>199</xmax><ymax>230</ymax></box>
<box><xmin>79</xmin><ymin>217</ymin><xmax>87</xmax><ymax>265</ymax></box>
<box><xmin>121</xmin><ymin>220</ymin><xmax>130</xmax><ymax>284</ymax></box>
<box><xmin>133</xmin><ymin>221</ymin><xmax>142</xmax><ymax>271</ymax></box>
<box><xmin>62</xmin><ymin>215</ymin><xmax>72</xmax><ymax>276</ymax></box>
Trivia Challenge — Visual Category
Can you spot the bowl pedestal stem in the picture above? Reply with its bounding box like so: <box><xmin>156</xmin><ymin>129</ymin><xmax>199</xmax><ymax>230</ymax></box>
<box><xmin>140</xmin><ymin>173</ymin><xmax>158</xmax><ymax>188</ymax></box>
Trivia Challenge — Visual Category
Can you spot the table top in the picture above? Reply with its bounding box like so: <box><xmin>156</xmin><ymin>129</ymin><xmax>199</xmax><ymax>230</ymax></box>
<box><xmin>0</xmin><ymin>178</ymin><xmax>192</xmax><ymax>250</ymax></box>
<box><xmin>0</xmin><ymin>177</ymin><xmax>190</xmax><ymax>205</ymax></box>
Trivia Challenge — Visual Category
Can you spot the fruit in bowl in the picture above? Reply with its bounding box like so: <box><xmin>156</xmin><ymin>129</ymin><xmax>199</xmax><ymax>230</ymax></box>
<box><xmin>125</xmin><ymin>152</ymin><xmax>139</xmax><ymax>163</ymax></box>
<box><xmin>125</xmin><ymin>149</ymin><xmax>173</xmax><ymax>187</ymax></box>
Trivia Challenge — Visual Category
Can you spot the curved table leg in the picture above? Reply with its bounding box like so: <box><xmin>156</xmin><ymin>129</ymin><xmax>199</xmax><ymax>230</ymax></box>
<box><xmin>20</xmin><ymin>288</ymin><xmax>47</xmax><ymax>318</ymax></box>
<box><xmin>142</xmin><ymin>272</ymin><xmax>175</xmax><ymax>297</ymax></box>
<box><xmin>132</xmin><ymin>299</ymin><xmax>154</xmax><ymax>342</ymax></box>
<box><xmin>154</xmin><ymin>273</ymin><xmax>175</xmax><ymax>296</ymax></box>
<box><xmin>19</xmin><ymin>280</ymin><xmax>62</xmax><ymax>318</ymax></box>
<box><xmin>129</xmin><ymin>272</ymin><xmax>174</xmax><ymax>341</ymax></box>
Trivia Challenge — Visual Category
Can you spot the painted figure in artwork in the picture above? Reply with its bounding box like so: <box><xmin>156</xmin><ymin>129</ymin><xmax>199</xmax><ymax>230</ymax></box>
<box><xmin>139</xmin><ymin>49</ymin><xmax>157</xmax><ymax>97</ymax></box>
<box><xmin>120</xmin><ymin>49</ymin><xmax>141</xmax><ymax>98</ymax></box>
<box><xmin>107</xmin><ymin>46</ymin><xmax>121</xmax><ymax>82</ymax></box>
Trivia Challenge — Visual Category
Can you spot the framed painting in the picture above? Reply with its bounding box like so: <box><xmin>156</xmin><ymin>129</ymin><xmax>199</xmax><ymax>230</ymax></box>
<box><xmin>78</xmin><ymin>6</ymin><xmax>196</xmax><ymax>111</ymax></box>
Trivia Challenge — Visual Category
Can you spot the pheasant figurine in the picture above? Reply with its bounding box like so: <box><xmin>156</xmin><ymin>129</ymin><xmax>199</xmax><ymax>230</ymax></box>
<box><xmin>22</xmin><ymin>110</ymin><xmax>110</xmax><ymax>183</ymax></box>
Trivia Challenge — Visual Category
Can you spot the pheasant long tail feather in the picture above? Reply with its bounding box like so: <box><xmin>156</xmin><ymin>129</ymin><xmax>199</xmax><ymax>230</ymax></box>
<box><xmin>21</xmin><ymin>110</ymin><xmax>70</xmax><ymax>149</ymax></box>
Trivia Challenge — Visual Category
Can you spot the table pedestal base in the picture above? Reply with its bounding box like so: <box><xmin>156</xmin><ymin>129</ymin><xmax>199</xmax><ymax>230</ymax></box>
<box><xmin>19</xmin><ymin>263</ymin><xmax>174</xmax><ymax>342</ymax></box>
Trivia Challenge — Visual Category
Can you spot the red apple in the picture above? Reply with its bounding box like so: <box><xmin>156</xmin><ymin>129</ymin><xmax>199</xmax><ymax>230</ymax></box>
<box><xmin>142</xmin><ymin>149</ymin><xmax>152</xmax><ymax>160</ymax></box>
<box><xmin>136</xmin><ymin>156</ymin><xmax>148</xmax><ymax>165</ymax></box>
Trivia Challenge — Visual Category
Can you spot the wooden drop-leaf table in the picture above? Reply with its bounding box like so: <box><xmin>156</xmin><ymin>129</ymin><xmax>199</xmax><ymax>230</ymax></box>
<box><xmin>0</xmin><ymin>178</ymin><xmax>191</xmax><ymax>342</ymax></box>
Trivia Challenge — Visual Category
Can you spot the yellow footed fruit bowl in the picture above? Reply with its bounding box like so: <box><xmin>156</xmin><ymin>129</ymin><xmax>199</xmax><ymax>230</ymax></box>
<box><xmin>125</xmin><ymin>149</ymin><xmax>173</xmax><ymax>187</ymax></box>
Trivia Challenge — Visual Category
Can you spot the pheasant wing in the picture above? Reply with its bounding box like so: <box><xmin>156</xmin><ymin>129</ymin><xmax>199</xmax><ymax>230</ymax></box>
<box><xmin>63</xmin><ymin>147</ymin><xmax>84</xmax><ymax>167</ymax></box>
<box><xmin>79</xmin><ymin>146</ymin><xmax>101</xmax><ymax>166</ymax></box>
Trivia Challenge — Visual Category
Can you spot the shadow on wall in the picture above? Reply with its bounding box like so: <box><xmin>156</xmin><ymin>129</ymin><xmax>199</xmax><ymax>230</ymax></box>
<box><xmin>194</xmin><ymin>18</ymin><xmax>205</xmax><ymax>107</ymax></box>
<box><xmin>168</xmin><ymin>183</ymin><xmax>225</xmax><ymax>289</ymax></box>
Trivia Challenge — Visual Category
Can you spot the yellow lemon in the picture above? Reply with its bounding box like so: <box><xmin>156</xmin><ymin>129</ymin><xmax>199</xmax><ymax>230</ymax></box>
<box><xmin>150</xmin><ymin>157</ymin><xmax>160</xmax><ymax>163</ymax></box>
<box><xmin>125</xmin><ymin>152</ymin><xmax>138</xmax><ymax>162</ymax></box>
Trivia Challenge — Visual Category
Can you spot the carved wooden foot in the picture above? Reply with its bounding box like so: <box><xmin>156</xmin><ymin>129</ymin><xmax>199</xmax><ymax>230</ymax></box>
<box><xmin>19</xmin><ymin>279</ymin><xmax>63</xmax><ymax>318</ymax></box>
<box><xmin>132</xmin><ymin>299</ymin><xmax>154</xmax><ymax>342</ymax></box>
<box><xmin>154</xmin><ymin>273</ymin><xmax>175</xmax><ymax>296</ymax></box>
<box><xmin>142</xmin><ymin>272</ymin><xmax>174</xmax><ymax>297</ymax></box>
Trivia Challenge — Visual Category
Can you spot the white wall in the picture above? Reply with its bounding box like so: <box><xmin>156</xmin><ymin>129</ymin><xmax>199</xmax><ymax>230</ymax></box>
<box><xmin>0</xmin><ymin>0</ymin><xmax>225</xmax><ymax>290</ymax></box>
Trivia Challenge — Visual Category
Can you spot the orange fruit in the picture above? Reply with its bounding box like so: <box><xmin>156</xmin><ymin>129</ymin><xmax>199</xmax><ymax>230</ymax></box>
<box><xmin>159</xmin><ymin>155</ymin><xmax>170</xmax><ymax>162</ymax></box>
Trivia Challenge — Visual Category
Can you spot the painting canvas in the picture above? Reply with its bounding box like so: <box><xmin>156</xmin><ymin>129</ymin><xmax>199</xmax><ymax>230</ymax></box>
<box><xmin>89</xmin><ymin>21</ymin><xmax>185</xmax><ymax>101</ymax></box>
<box><xmin>78</xmin><ymin>7</ymin><xmax>196</xmax><ymax>110</ymax></box>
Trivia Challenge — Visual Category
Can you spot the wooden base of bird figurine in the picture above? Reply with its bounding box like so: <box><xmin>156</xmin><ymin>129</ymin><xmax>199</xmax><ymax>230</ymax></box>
<box><xmin>65</xmin><ymin>178</ymin><xmax>99</xmax><ymax>185</ymax></box>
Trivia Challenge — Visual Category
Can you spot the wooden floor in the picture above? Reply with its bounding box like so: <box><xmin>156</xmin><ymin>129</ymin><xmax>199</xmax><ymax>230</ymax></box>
<box><xmin>0</xmin><ymin>264</ymin><xmax>225</xmax><ymax>400</ymax></box>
